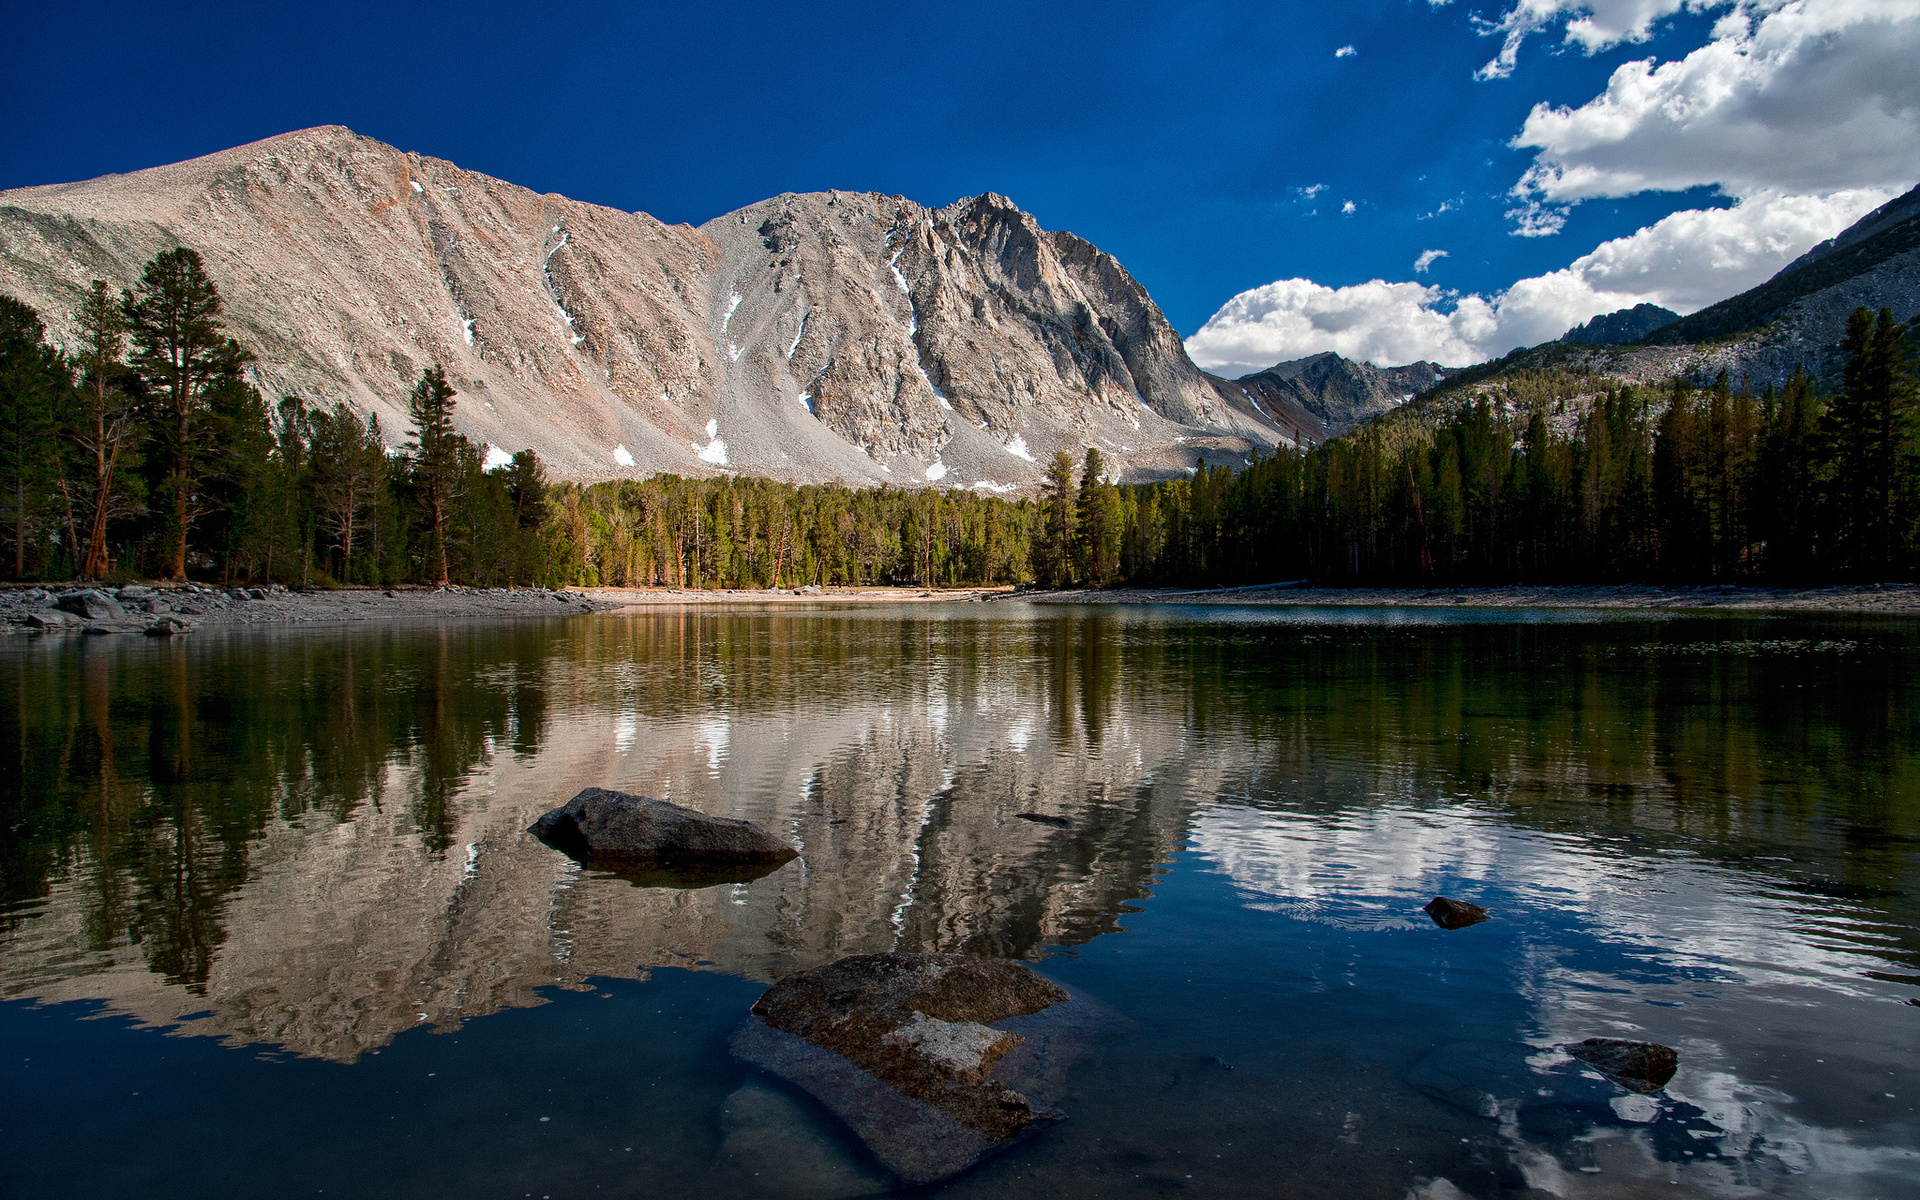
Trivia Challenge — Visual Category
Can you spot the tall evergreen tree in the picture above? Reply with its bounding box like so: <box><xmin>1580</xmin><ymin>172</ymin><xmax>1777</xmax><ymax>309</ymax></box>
<box><xmin>0</xmin><ymin>296</ymin><xmax>67</xmax><ymax>578</ymax></box>
<box><xmin>403</xmin><ymin>364</ymin><xmax>464</xmax><ymax>586</ymax></box>
<box><xmin>123</xmin><ymin>248</ymin><xmax>250</xmax><ymax>580</ymax></box>
<box><xmin>309</xmin><ymin>403</ymin><xmax>388</xmax><ymax>583</ymax></box>
<box><xmin>67</xmin><ymin>281</ymin><xmax>141</xmax><ymax>580</ymax></box>
<box><xmin>1036</xmin><ymin>450</ymin><xmax>1077</xmax><ymax>586</ymax></box>
<box><xmin>1821</xmin><ymin>307</ymin><xmax>1918</xmax><ymax>575</ymax></box>
<box><xmin>1074</xmin><ymin>447</ymin><xmax>1121</xmax><ymax>585</ymax></box>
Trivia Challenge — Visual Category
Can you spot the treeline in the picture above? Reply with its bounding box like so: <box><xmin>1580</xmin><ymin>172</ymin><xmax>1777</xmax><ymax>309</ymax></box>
<box><xmin>1143</xmin><ymin>306</ymin><xmax>1919</xmax><ymax>586</ymax></box>
<box><xmin>4</xmin><ymin>250</ymin><xmax>1914</xmax><ymax>590</ymax></box>
<box><xmin>0</xmin><ymin>250</ymin><xmax>550</xmax><ymax>586</ymax></box>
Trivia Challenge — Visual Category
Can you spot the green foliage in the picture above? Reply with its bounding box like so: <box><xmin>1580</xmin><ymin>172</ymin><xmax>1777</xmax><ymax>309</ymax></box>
<box><xmin>2</xmin><ymin>257</ymin><xmax>1916</xmax><ymax>592</ymax></box>
<box><xmin>123</xmin><ymin>247</ymin><xmax>251</xmax><ymax>579</ymax></box>
<box><xmin>0</xmin><ymin>296</ymin><xmax>71</xmax><ymax>577</ymax></box>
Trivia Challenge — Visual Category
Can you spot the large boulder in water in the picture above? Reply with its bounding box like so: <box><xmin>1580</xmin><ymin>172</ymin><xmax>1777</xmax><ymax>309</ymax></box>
<box><xmin>733</xmin><ymin>953</ymin><xmax>1098</xmax><ymax>1185</ymax></box>
<box><xmin>1565</xmin><ymin>1037</ymin><xmax>1677</xmax><ymax>1093</ymax></box>
<box><xmin>528</xmin><ymin>788</ymin><xmax>797</xmax><ymax>870</ymax></box>
<box><xmin>1424</xmin><ymin>896</ymin><xmax>1490</xmax><ymax>929</ymax></box>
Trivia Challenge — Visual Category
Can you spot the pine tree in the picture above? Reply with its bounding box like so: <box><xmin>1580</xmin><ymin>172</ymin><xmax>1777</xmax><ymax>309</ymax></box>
<box><xmin>124</xmin><ymin>248</ymin><xmax>251</xmax><ymax>580</ymax></box>
<box><xmin>503</xmin><ymin>449</ymin><xmax>549</xmax><ymax>587</ymax></box>
<box><xmin>66</xmin><ymin>281</ymin><xmax>140</xmax><ymax>580</ymax></box>
<box><xmin>1756</xmin><ymin>370</ymin><xmax>1822</xmax><ymax>579</ymax></box>
<box><xmin>1036</xmin><ymin>450</ymin><xmax>1076</xmax><ymax>586</ymax></box>
<box><xmin>403</xmin><ymin>365</ymin><xmax>465</xmax><ymax>586</ymax></box>
<box><xmin>1821</xmin><ymin>307</ymin><xmax>1918</xmax><ymax>575</ymax></box>
<box><xmin>1074</xmin><ymin>447</ymin><xmax>1121</xmax><ymax>585</ymax></box>
<box><xmin>0</xmin><ymin>296</ymin><xmax>67</xmax><ymax>578</ymax></box>
<box><xmin>310</xmin><ymin>403</ymin><xmax>388</xmax><ymax>582</ymax></box>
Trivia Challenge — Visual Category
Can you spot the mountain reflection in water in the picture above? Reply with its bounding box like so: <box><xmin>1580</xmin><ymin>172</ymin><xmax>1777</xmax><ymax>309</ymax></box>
<box><xmin>1</xmin><ymin>605</ymin><xmax>1916</xmax><ymax>1198</ymax></box>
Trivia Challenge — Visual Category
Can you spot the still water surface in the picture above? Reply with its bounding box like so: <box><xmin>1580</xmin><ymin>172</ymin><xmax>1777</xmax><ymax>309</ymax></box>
<box><xmin>2</xmin><ymin>605</ymin><xmax>1916</xmax><ymax>1198</ymax></box>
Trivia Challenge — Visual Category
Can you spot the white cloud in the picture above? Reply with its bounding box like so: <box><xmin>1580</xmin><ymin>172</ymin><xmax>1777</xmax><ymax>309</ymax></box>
<box><xmin>1184</xmin><ymin>189</ymin><xmax>1886</xmax><ymax>371</ymax></box>
<box><xmin>1341</xmin><ymin>200</ymin><xmax>1357</xmax><ymax>214</ymax></box>
<box><xmin>1505</xmin><ymin>198</ymin><xmax>1570</xmax><ymax>237</ymax></box>
<box><xmin>1512</xmin><ymin>1</ymin><xmax>1920</xmax><ymax>203</ymax></box>
<box><xmin>1414</xmin><ymin>249</ymin><xmax>1450</xmax><ymax>273</ymax></box>
<box><xmin>1299</xmin><ymin>183</ymin><xmax>1326</xmax><ymax>198</ymax></box>
<box><xmin>1473</xmin><ymin>0</ymin><xmax>1716</xmax><ymax>80</ymax></box>
<box><xmin>1335</xmin><ymin>44</ymin><xmax>1358</xmax><ymax>57</ymax></box>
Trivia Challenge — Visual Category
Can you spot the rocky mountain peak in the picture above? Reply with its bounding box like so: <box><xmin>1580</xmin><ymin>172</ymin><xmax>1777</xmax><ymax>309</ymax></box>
<box><xmin>0</xmin><ymin>128</ymin><xmax>1297</xmax><ymax>487</ymax></box>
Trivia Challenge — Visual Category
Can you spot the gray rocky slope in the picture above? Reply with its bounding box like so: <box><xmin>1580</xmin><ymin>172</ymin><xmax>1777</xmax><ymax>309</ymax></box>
<box><xmin>1470</xmin><ymin>183</ymin><xmax>1920</xmax><ymax>394</ymax></box>
<box><xmin>0</xmin><ymin>126</ymin><xmax>1314</xmax><ymax>487</ymax></box>
<box><xmin>1222</xmin><ymin>352</ymin><xmax>1458</xmax><ymax>437</ymax></box>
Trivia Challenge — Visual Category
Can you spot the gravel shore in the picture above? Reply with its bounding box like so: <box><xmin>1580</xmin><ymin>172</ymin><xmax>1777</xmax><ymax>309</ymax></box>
<box><xmin>1</xmin><ymin>583</ymin><xmax>617</xmax><ymax>636</ymax></box>
<box><xmin>6</xmin><ymin>579</ymin><xmax>1916</xmax><ymax>637</ymax></box>
<box><xmin>1014</xmin><ymin>581</ymin><xmax>1920</xmax><ymax>614</ymax></box>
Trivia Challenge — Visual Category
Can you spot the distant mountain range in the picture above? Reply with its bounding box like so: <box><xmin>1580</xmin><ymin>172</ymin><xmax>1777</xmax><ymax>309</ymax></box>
<box><xmin>1559</xmin><ymin>303</ymin><xmax>1679</xmax><ymax>346</ymax></box>
<box><xmin>1</xmin><ymin>128</ymin><xmax>1912</xmax><ymax>481</ymax></box>
<box><xmin>1224</xmin><ymin>353</ymin><xmax>1457</xmax><ymax>436</ymax></box>
<box><xmin>0</xmin><ymin>127</ymin><xmax>1316</xmax><ymax>487</ymax></box>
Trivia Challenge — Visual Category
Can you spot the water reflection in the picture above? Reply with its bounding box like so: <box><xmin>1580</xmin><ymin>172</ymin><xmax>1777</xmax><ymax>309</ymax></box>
<box><xmin>1</xmin><ymin>606</ymin><xmax>1916</xmax><ymax>1197</ymax></box>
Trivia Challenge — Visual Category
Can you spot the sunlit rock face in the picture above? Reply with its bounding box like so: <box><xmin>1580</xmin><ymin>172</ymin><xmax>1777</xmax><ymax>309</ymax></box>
<box><xmin>0</xmin><ymin>127</ymin><xmax>1311</xmax><ymax>488</ymax></box>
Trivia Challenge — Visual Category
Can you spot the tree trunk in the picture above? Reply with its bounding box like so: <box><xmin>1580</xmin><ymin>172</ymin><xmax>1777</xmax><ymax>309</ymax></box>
<box><xmin>431</xmin><ymin>491</ymin><xmax>448</xmax><ymax>586</ymax></box>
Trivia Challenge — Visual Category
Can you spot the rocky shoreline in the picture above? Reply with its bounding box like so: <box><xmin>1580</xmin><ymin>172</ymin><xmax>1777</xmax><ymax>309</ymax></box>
<box><xmin>1017</xmin><ymin>581</ymin><xmax>1920</xmax><ymax>614</ymax></box>
<box><xmin>0</xmin><ymin>583</ymin><xmax>618</xmax><ymax>635</ymax></box>
<box><xmin>5</xmin><ymin>579</ymin><xmax>1917</xmax><ymax>635</ymax></box>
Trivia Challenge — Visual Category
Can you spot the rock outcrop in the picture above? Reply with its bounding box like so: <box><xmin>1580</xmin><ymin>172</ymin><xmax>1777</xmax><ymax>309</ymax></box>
<box><xmin>0</xmin><ymin>126</ymin><xmax>1303</xmax><ymax>488</ymax></box>
<box><xmin>528</xmin><ymin>787</ymin><xmax>798</xmax><ymax>871</ymax></box>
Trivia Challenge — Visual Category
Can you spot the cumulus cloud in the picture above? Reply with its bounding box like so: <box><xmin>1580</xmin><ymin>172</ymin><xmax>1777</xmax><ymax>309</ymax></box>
<box><xmin>1335</xmin><ymin>44</ymin><xmax>1358</xmax><ymax>56</ymax></box>
<box><xmin>1512</xmin><ymin>1</ymin><xmax>1920</xmax><ymax>203</ymax></box>
<box><xmin>1184</xmin><ymin>189</ymin><xmax>1887</xmax><ymax>372</ymax></box>
<box><xmin>1341</xmin><ymin>200</ymin><xmax>1357</xmax><ymax>214</ymax></box>
<box><xmin>1414</xmin><ymin>249</ymin><xmax>1450</xmax><ymax>273</ymax></box>
<box><xmin>1474</xmin><ymin>0</ymin><xmax>1712</xmax><ymax>80</ymax></box>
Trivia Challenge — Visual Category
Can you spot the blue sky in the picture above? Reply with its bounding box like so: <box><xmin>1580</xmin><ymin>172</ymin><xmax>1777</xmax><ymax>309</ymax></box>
<box><xmin>3</xmin><ymin>0</ymin><xmax>1915</xmax><ymax>367</ymax></box>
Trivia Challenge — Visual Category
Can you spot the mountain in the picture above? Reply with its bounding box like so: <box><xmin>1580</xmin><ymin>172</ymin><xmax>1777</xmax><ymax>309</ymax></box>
<box><xmin>1559</xmin><ymin>303</ymin><xmax>1679</xmax><ymax>346</ymax></box>
<box><xmin>0</xmin><ymin>127</ymin><xmax>1305</xmax><ymax>486</ymax></box>
<box><xmin>1217</xmin><ymin>352</ymin><xmax>1460</xmax><ymax>437</ymax></box>
<box><xmin>1411</xmin><ymin>182</ymin><xmax>1920</xmax><ymax>402</ymax></box>
<box><xmin>1635</xmin><ymin>182</ymin><xmax>1920</xmax><ymax>357</ymax></box>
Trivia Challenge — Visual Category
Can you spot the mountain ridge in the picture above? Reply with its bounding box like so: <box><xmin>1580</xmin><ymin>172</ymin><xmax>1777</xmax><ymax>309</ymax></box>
<box><xmin>0</xmin><ymin>126</ymin><xmax>1308</xmax><ymax>487</ymax></box>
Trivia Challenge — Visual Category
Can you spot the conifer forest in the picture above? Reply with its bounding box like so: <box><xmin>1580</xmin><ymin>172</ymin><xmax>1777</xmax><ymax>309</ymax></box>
<box><xmin>1</xmin><ymin>250</ymin><xmax>1916</xmax><ymax>590</ymax></box>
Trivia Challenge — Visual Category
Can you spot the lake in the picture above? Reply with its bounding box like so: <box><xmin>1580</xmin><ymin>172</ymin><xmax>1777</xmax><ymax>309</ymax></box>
<box><xmin>2</xmin><ymin>604</ymin><xmax>1916</xmax><ymax>1199</ymax></box>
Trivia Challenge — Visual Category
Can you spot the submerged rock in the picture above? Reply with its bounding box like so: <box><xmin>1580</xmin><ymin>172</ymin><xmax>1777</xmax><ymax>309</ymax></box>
<box><xmin>1014</xmin><ymin>812</ymin><xmax>1072</xmax><ymax>828</ymax></box>
<box><xmin>735</xmin><ymin>953</ymin><xmax>1097</xmax><ymax>1185</ymax></box>
<box><xmin>528</xmin><ymin>788</ymin><xmax>797</xmax><ymax>870</ymax></box>
<box><xmin>1565</xmin><ymin>1037</ymin><xmax>1678</xmax><ymax>1093</ymax></box>
<box><xmin>1424</xmin><ymin>896</ymin><xmax>1490</xmax><ymax>929</ymax></box>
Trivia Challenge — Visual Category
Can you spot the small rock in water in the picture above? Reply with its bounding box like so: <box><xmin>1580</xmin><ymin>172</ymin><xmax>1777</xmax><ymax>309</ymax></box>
<box><xmin>528</xmin><ymin>788</ymin><xmax>797</xmax><ymax>872</ymax></box>
<box><xmin>1423</xmin><ymin>896</ymin><xmax>1490</xmax><ymax>929</ymax></box>
<box><xmin>1014</xmin><ymin>812</ymin><xmax>1071</xmax><ymax>828</ymax></box>
<box><xmin>735</xmin><ymin>953</ymin><xmax>1085</xmax><ymax>1185</ymax></box>
<box><xmin>146</xmin><ymin>617</ymin><xmax>194</xmax><ymax>637</ymax></box>
<box><xmin>1565</xmin><ymin>1037</ymin><xmax>1678</xmax><ymax>1093</ymax></box>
